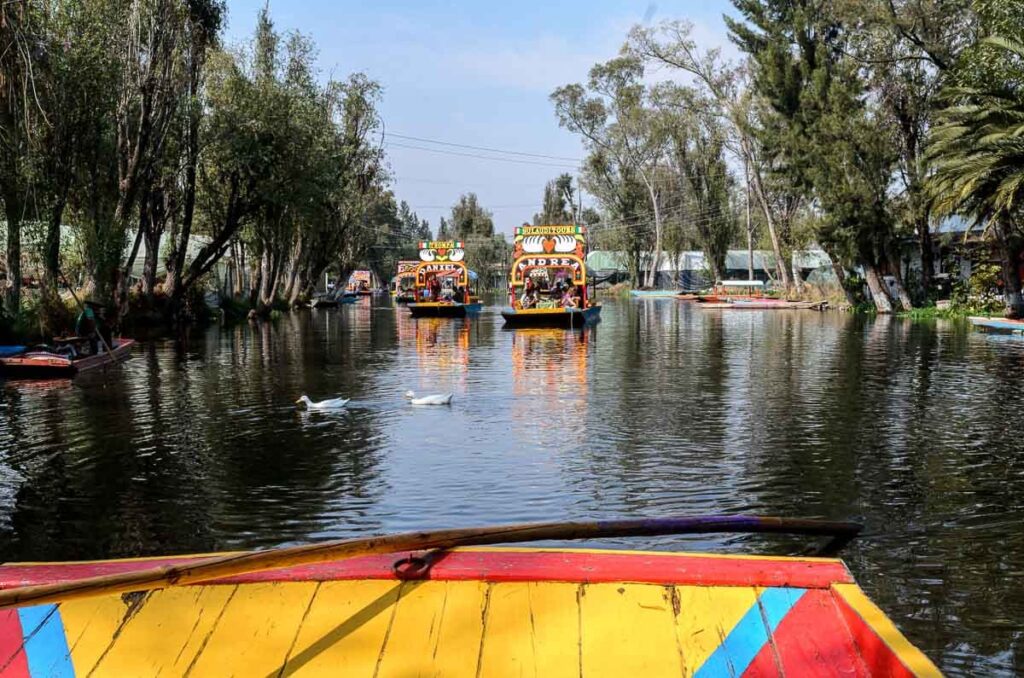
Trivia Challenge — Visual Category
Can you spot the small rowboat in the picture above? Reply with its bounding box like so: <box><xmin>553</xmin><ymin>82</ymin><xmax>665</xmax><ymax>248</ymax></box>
<box><xmin>629</xmin><ymin>289</ymin><xmax>681</xmax><ymax>298</ymax></box>
<box><xmin>501</xmin><ymin>304</ymin><xmax>602</xmax><ymax>328</ymax></box>
<box><xmin>700</xmin><ymin>299</ymin><xmax>827</xmax><ymax>310</ymax></box>
<box><xmin>0</xmin><ymin>338</ymin><xmax>134</xmax><ymax>378</ymax></box>
<box><xmin>0</xmin><ymin>516</ymin><xmax>939</xmax><ymax>677</ymax></box>
<box><xmin>969</xmin><ymin>316</ymin><xmax>1024</xmax><ymax>333</ymax></box>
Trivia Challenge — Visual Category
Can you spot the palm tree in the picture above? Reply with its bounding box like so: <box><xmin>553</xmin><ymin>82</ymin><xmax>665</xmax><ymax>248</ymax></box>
<box><xmin>928</xmin><ymin>37</ymin><xmax>1024</xmax><ymax>318</ymax></box>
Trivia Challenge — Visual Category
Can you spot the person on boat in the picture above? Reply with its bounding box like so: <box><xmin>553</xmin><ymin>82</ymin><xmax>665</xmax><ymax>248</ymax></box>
<box><xmin>456</xmin><ymin>286</ymin><xmax>467</xmax><ymax>304</ymax></box>
<box><xmin>75</xmin><ymin>301</ymin><xmax>111</xmax><ymax>354</ymax></box>
<box><xmin>429</xmin><ymin>277</ymin><xmax>441</xmax><ymax>301</ymax></box>
<box><xmin>562</xmin><ymin>284</ymin><xmax>579</xmax><ymax>308</ymax></box>
<box><xmin>520</xmin><ymin>286</ymin><xmax>538</xmax><ymax>309</ymax></box>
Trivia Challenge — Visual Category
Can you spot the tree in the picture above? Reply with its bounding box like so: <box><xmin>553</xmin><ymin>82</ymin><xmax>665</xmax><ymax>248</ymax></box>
<box><xmin>726</xmin><ymin>0</ymin><xmax>905</xmax><ymax>311</ymax></box>
<box><xmin>928</xmin><ymin>35</ymin><xmax>1024</xmax><ymax>318</ymax></box>
<box><xmin>533</xmin><ymin>174</ymin><xmax>577</xmax><ymax>224</ymax></box>
<box><xmin>450</xmin><ymin>193</ymin><xmax>494</xmax><ymax>239</ymax></box>
<box><xmin>627</xmin><ymin>21</ymin><xmax>795</xmax><ymax>290</ymax></box>
<box><xmin>840</xmin><ymin>0</ymin><xmax>977</xmax><ymax>299</ymax></box>
<box><xmin>552</xmin><ymin>57</ymin><xmax>670</xmax><ymax>287</ymax></box>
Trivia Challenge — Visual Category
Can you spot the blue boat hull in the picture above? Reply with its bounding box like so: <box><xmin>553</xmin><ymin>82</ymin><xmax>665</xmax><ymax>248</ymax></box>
<box><xmin>969</xmin><ymin>316</ymin><xmax>1024</xmax><ymax>333</ymax></box>
<box><xmin>408</xmin><ymin>302</ymin><xmax>483</xmax><ymax>318</ymax></box>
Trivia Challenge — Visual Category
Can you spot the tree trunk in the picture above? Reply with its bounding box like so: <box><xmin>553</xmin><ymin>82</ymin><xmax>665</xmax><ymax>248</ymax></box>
<box><xmin>917</xmin><ymin>215</ymin><xmax>933</xmax><ymax>300</ymax></box>
<box><xmin>645</xmin><ymin>182</ymin><xmax>662</xmax><ymax>288</ymax></box>
<box><xmin>744</xmin><ymin>142</ymin><xmax>790</xmax><ymax>290</ymax></box>
<box><xmin>3</xmin><ymin>191</ymin><xmax>23</xmax><ymax>317</ymax></box>
<box><xmin>887</xmin><ymin>254</ymin><xmax>913</xmax><ymax>311</ymax></box>
<box><xmin>744</xmin><ymin>158</ymin><xmax>754</xmax><ymax>281</ymax></box>
<box><xmin>864</xmin><ymin>262</ymin><xmax>894</xmax><ymax>314</ymax></box>
<box><xmin>997</xmin><ymin>223</ymin><xmax>1024</xmax><ymax>319</ymax></box>
<box><xmin>141</xmin><ymin>225</ymin><xmax>162</xmax><ymax>298</ymax></box>
<box><xmin>830</xmin><ymin>260</ymin><xmax>857</xmax><ymax>307</ymax></box>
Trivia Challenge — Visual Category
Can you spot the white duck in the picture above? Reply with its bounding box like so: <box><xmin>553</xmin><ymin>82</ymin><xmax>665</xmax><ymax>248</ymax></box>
<box><xmin>404</xmin><ymin>390</ymin><xmax>453</xmax><ymax>406</ymax></box>
<box><xmin>295</xmin><ymin>395</ymin><xmax>350</xmax><ymax>410</ymax></box>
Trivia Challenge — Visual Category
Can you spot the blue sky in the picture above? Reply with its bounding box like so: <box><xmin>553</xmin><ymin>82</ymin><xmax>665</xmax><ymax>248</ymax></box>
<box><xmin>224</xmin><ymin>1</ymin><xmax>739</xmax><ymax>236</ymax></box>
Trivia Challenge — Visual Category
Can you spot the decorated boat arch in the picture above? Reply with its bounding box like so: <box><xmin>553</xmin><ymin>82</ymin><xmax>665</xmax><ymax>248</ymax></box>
<box><xmin>502</xmin><ymin>224</ymin><xmax>601</xmax><ymax>328</ymax></box>
<box><xmin>346</xmin><ymin>269</ymin><xmax>373</xmax><ymax>295</ymax></box>
<box><xmin>407</xmin><ymin>241</ymin><xmax>483</xmax><ymax>318</ymax></box>
<box><xmin>391</xmin><ymin>260</ymin><xmax>419</xmax><ymax>302</ymax></box>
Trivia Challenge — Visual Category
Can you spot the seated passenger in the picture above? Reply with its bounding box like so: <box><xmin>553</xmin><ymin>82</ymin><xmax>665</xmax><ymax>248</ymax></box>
<box><xmin>520</xmin><ymin>288</ymin><xmax>538</xmax><ymax>309</ymax></box>
<box><xmin>562</xmin><ymin>284</ymin><xmax>579</xmax><ymax>308</ymax></box>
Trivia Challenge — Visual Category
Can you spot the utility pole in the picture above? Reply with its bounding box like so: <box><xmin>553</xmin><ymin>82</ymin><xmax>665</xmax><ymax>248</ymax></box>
<box><xmin>744</xmin><ymin>157</ymin><xmax>754</xmax><ymax>282</ymax></box>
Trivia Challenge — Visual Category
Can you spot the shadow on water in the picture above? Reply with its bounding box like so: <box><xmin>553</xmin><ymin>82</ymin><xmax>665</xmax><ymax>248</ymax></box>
<box><xmin>1</xmin><ymin>294</ymin><xmax>1023</xmax><ymax>674</ymax></box>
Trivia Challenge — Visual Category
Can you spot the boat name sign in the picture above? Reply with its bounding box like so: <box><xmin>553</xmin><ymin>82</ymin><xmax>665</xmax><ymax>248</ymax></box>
<box><xmin>513</xmin><ymin>256</ymin><xmax>585</xmax><ymax>285</ymax></box>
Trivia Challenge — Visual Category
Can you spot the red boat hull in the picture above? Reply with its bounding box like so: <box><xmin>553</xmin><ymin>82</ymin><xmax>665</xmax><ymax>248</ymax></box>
<box><xmin>0</xmin><ymin>339</ymin><xmax>135</xmax><ymax>378</ymax></box>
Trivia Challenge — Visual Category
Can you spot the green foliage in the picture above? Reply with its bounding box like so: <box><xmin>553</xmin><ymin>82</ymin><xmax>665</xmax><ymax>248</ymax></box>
<box><xmin>533</xmin><ymin>174</ymin><xmax>577</xmax><ymax>225</ymax></box>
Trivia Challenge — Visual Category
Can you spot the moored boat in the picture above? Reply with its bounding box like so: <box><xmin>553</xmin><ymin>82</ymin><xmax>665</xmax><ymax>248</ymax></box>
<box><xmin>969</xmin><ymin>316</ymin><xmax>1024</xmax><ymax>333</ymax></box>
<box><xmin>629</xmin><ymin>289</ymin><xmax>681</xmax><ymax>298</ymax></box>
<box><xmin>0</xmin><ymin>338</ymin><xmax>134</xmax><ymax>378</ymax></box>
<box><xmin>0</xmin><ymin>516</ymin><xmax>939</xmax><ymax>677</ymax></box>
<box><xmin>407</xmin><ymin>240</ymin><xmax>483</xmax><ymax>319</ymax></box>
<box><xmin>501</xmin><ymin>224</ymin><xmax>602</xmax><ymax>328</ymax></box>
<box><xmin>700</xmin><ymin>299</ymin><xmax>827</xmax><ymax>310</ymax></box>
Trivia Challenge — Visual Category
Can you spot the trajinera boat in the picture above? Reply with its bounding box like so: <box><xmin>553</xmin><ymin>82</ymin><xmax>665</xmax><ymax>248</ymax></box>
<box><xmin>407</xmin><ymin>240</ymin><xmax>483</xmax><ymax>318</ymax></box>
<box><xmin>348</xmin><ymin>270</ymin><xmax>374</xmax><ymax>296</ymax></box>
<box><xmin>0</xmin><ymin>516</ymin><xmax>940</xmax><ymax>677</ymax></box>
<box><xmin>501</xmin><ymin>224</ymin><xmax>602</xmax><ymax>328</ymax></box>
<box><xmin>391</xmin><ymin>260</ymin><xmax>419</xmax><ymax>303</ymax></box>
<box><xmin>0</xmin><ymin>338</ymin><xmax>134</xmax><ymax>378</ymax></box>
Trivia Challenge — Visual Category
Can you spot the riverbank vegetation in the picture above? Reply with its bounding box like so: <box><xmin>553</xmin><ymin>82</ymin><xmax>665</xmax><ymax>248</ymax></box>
<box><xmin>0</xmin><ymin>1</ymin><xmax>433</xmax><ymax>339</ymax></box>
<box><xmin>552</xmin><ymin>0</ymin><xmax>1024</xmax><ymax>317</ymax></box>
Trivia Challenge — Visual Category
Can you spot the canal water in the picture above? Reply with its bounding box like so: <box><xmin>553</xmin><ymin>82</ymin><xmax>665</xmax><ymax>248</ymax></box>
<box><xmin>1</xmin><ymin>297</ymin><xmax>1023</xmax><ymax>675</ymax></box>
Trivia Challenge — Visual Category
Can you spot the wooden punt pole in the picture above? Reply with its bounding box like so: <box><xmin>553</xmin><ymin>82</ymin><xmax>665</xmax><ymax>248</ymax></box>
<box><xmin>0</xmin><ymin>515</ymin><xmax>861</xmax><ymax>609</ymax></box>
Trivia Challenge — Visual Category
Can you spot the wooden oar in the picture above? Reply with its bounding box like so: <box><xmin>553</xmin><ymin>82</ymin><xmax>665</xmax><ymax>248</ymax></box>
<box><xmin>0</xmin><ymin>515</ymin><xmax>861</xmax><ymax>609</ymax></box>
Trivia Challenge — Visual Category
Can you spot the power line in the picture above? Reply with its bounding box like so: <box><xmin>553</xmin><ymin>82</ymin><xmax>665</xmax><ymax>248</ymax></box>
<box><xmin>384</xmin><ymin>141</ymin><xmax>582</xmax><ymax>169</ymax></box>
<box><xmin>386</xmin><ymin>132</ymin><xmax>583</xmax><ymax>163</ymax></box>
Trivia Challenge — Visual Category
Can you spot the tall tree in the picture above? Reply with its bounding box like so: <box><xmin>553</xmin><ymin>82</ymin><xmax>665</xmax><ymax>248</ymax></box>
<box><xmin>533</xmin><ymin>173</ymin><xmax>577</xmax><ymax>225</ymax></box>
<box><xmin>627</xmin><ymin>21</ymin><xmax>795</xmax><ymax>290</ymax></box>
<box><xmin>727</xmin><ymin>0</ymin><xmax>905</xmax><ymax>311</ymax></box>
<box><xmin>928</xmin><ymin>36</ymin><xmax>1024</xmax><ymax>317</ymax></box>
<box><xmin>552</xmin><ymin>57</ymin><xmax>670</xmax><ymax>287</ymax></box>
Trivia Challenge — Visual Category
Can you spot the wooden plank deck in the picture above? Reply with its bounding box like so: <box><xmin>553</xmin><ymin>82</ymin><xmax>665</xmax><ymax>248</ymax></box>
<box><xmin>0</xmin><ymin>548</ymin><xmax>941</xmax><ymax>677</ymax></box>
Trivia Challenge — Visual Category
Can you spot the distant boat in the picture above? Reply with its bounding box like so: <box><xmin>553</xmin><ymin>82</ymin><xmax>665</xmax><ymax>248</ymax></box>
<box><xmin>628</xmin><ymin>289</ymin><xmax>680</xmax><ymax>298</ymax></box>
<box><xmin>969</xmin><ymin>316</ymin><xmax>1024</xmax><ymax>333</ymax></box>
<box><xmin>0</xmin><ymin>338</ymin><xmax>135</xmax><ymax>378</ymax></box>
<box><xmin>700</xmin><ymin>299</ymin><xmax>827</xmax><ymax>310</ymax></box>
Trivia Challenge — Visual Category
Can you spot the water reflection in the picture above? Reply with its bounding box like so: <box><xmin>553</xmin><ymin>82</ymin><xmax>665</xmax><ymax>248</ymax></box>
<box><xmin>1</xmin><ymin>297</ymin><xmax>1023</xmax><ymax>674</ymax></box>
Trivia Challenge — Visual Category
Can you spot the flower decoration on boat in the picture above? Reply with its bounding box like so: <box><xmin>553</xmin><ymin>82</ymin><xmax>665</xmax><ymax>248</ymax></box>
<box><xmin>419</xmin><ymin>241</ymin><xmax>465</xmax><ymax>262</ymax></box>
<box><xmin>513</xmin><ymin>224</ymin><xmax>585</xmax><ymax>259</ymax></box>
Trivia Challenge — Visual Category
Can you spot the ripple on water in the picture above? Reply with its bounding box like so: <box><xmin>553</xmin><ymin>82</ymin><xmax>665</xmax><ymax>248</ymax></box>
<box><xmin>1</xmin><ymin>300</ymin><xmax>1023</xmax><ymax>675</ymax></box>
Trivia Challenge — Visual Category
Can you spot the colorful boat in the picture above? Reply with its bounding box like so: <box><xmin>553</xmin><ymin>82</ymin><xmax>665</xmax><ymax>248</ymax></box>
<box><xmin>501</xmin><ymin>224</ymin><xmax>602</xmax><ymax>328</ymax></box>
<box><xmin>0</xmin><ymin>338</ymin><xmax>134</xmax><ymax>378</ymax></box>
<box><xmin>347</xmin><ymin>270</ymin><xmax>374</xmax><ymax>296</ymax></box>
<box><xmin>969</xmin><ymin>316</ymin><xmax>1024</xmax><ymax>333</ymax></box>
<box><xmin>392</xmin><ymin>260</ymin><xmax>419</xmax><ymax>303</ymax></box>
<box><xmin>0</xmin><ymin>516</ymin><xmax>939</xmax><ymax>677</ymax></box>
<box><xmin>407</xmin><ymin>240</ymin><xmax>483</xmax><ymax>318</ymax></box>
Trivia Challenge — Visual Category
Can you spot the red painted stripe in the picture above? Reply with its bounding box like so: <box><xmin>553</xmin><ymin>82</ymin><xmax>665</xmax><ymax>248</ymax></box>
<box><xmin>0</xmin><ymin>550</ymin><xmax>852</xmax><ymax>589</ymax></box>
<box><xmin>0</xmin><ymin>609</ymin><xmax>30</xmax><ymax>678</ymax></box>
<box><xmin>745</xmin><ymin>589</ymin><xmax>869</xmax><ymax>677</ymax></box>
<box><xmin>743</xmin><ymin>643</ymin><xmax>783</xmax><ymax>677</ymax></box>
<box><xmin>834</xmin><ymin>591</ymin><xmax>915</xmax><ymax>678</ymax></box>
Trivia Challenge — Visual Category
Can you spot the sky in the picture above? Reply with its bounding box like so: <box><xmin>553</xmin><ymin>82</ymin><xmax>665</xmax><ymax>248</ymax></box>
<box><xmin>223</xmin><ymin>1</ymin><xmax>740</xmax><ymax>237</ymax></box>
